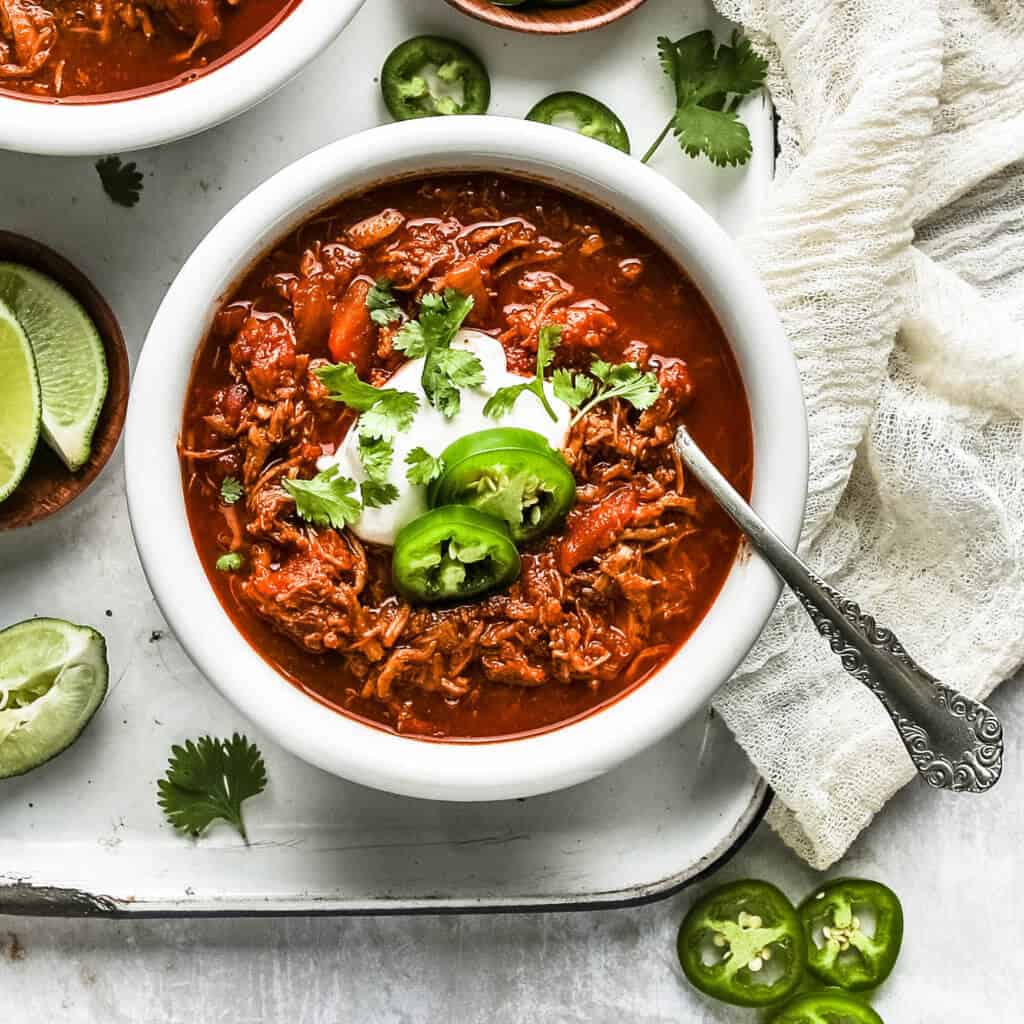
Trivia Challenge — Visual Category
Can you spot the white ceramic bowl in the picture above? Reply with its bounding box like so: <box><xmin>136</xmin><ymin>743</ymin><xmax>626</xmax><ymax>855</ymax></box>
<box><xmin>126</xmin><ymin>117</ymin><xmax>807</xmax><ymax>801</ymax></box>
<box><xmin>0</xmin><ymin>0</ymin><xmax>366</xmax><ymax>156</ymax></box>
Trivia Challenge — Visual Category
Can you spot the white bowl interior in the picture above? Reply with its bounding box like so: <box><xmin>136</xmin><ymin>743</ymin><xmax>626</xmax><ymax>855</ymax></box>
<box><xmin>0</xmin><ymin>0</ymin><xmax>366</xmax><ymax>156</ymax></box>
<box><xmin>126</xmin><ymin>117</ymin><xmax>807</xmax><ymax>801</ymax></box>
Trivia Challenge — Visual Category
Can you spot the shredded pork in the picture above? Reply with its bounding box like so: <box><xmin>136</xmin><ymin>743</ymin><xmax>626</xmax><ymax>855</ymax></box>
<box><xmin>181</xmin><ymin>178</ymin><xmax>748</xmax><ymax>737</ymax></box>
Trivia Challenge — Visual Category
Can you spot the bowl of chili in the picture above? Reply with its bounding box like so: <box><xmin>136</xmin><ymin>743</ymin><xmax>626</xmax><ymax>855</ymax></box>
<box><xmin>445</xmin><ymin>0</ymin><xmax>649</xmax><ymax>35</ymax></box>
<box><xmin>0</xmin><ymin>0</ymin><xmax>367</xmax><ymax>156</ymax></box>
<box><xmin>126</xmin><ymin>116</ymin><xmax>807</xmax><ymax>801</ymax></box>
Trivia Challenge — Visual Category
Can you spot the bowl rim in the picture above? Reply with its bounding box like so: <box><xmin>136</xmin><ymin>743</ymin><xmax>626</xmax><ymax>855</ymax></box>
<box><xmin>126</xmin><ymin>116</ymin><xmax>807</xmax><ymax>802</ymax></box>
<box><xmin>443</xmin><ymin>0</ymin><xmax>649</xmax><ymax>35</ymax></box>
<box><xmin>0</xmin><ymin>0</ymin><xmax>366</xmax><ymax>157</ymax></box>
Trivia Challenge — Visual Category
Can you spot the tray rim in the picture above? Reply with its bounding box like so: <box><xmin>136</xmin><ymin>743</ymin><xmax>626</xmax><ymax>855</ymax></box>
<box><xmin>0</xmin><ymin>3</ymin><xmax>779</xmax><ymax>921</ymax></box>
<box><xmin>0</xmin><ymin>785</ymin><xmax>771</xmax><ymax>918</ymax></box>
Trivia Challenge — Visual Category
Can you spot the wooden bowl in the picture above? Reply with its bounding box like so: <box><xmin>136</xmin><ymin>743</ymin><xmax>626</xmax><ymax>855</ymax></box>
<box><xmin>0</xmin><ymin>232</ymin><xmax>129</xmax><ymax>531</ymax></box>
<box><xmin>444</xmin><ymin>0</ymin><xmax>648</xmax><ymax>34</ymax></box>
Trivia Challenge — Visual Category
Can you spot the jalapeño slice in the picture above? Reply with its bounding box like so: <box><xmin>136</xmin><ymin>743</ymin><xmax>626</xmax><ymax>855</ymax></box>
<box><xmin>798</xmin><ymin>879</ymin><xmax>904</xmax><ymax>991</ymax></box>
<box><xmin>381</xmin><ymin>36</ymin><xmax>491</xmax><ymax>121</ymax></box>
<box><xmin>527</xmin><ymin>92</ymin><xmax>631</xmax><ymax>153</ymax></box>
<box><xmin>393</xmin><ymin>506</ymin><xmax>520</xmax><ymax>605</ymax></box>
<box><xmin>677</xmin><ymin>880</ymin><xmax>806</xmax><ymax>1008</ymax></box>
<box><xmin>430</xmin><ymin>428</ymin><xmax>576</xmax><ymax>543</ymax></box>
<box><xmin>769</xmin><ymin>991</ymin><xmax>885</xmax><ymax>1024</ymax></box>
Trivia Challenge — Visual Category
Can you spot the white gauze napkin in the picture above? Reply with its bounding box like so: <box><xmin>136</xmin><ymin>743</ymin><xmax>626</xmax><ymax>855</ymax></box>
<box><xmin>707</xmin><ymin>0</ymin><xmax>1024</xmax><ymax>868</ymax></box>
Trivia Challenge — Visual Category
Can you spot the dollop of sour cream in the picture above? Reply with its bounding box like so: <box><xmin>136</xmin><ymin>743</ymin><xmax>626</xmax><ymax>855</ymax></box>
<box><xmin>317</xmin><ymin>330</ymin><xmax>571</xmax><ymax>547</ymax></box>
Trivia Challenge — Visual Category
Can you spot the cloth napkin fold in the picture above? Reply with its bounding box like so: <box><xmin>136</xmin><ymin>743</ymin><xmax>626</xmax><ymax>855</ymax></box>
<box><xmin>708</xmin><ymin>0</ymin><xmax>1024</xmax><ymax>868</ymax></box>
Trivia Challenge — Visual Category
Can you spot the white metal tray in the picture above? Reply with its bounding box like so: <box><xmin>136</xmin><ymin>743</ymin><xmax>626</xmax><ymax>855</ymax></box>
<box><xmin>0</xmin><ymin>0</ymin><xmax>774</xmax><ymax>916</ymax></box>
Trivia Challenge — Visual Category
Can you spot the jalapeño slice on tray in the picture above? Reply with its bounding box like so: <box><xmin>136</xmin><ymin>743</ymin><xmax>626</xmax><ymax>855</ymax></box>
<box><xmin>0</xmin><ymin>618</ymin><xmax>108</xmax><ymax>778</ymax></box>
<box><xmin>677</xmin><ymin>879</ymin><xmax>806</xmax><ymax>1008</ymax></box>
<box><xmin>769</xmin><ymin>991</ymin><xmax>885</xmax><ymax>1024</ymax></box>
<box><xmin>430</xmin><ymin>427</ymin><xmax>576</xmax><ymax>543</ymax></box>
<box><xmin>527</xmin><ymin>92</ymin><xmax>631</xmax><ymax>153</ymax></box>
<box><xmin>393</xmin><ymin>505</ymin><xmax>521</xmax><ymax>604</ymax></box>
<box><xmin>381</xmin><ymin>36</ymin><xmax>491</xmax><ymax>121</ymax></box>
<box><xmin>798</xmin><ymin>879</ymin><xmax>904</xmax><ymax>991</ymax></box>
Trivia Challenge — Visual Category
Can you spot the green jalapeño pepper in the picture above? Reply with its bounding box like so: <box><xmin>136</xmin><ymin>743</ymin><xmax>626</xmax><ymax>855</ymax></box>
<box><xmin>527</xmin><ymin>92</ymin><xmax>631</xmax><ymax>153</ymax></box>
<box><xmin>677</xmin><ymin>880</ymin><xmax>806</xmax><ymax>1008</ymax></box>
<box><xmin>393</xmin><ymin>506</ymin><xmax>520</xmax><ymax>605</ymax></box>
<box><xmin>798</xmin><ymin>879</ymin><xmax>904</xmax><ymax>991</ymax></box>
<box><xmin>381</xmin><ymin>36</ymin><xmax>491</xmax><ymax>121</ymax></box>
<box><xmin>429</xmin><ymin>428</ymin><xmax>576</xmax><ymax>543</ymax></box>
<box><xmin>769</xmin><ymin>991</ymin><xmax>885</xmax><ymax>1024</ymax></box>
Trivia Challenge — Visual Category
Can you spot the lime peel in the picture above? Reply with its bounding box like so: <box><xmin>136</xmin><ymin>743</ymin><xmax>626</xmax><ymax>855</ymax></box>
<box><xmin>0</xmin><ymin>263</ymin><xmax>108</xmax><ymax>471</ymax></box>
<box><xmin>0</xmin><ymin>618</ymin><xmax>108</xmax><ymax>778</ymax></box>
<box><xmin>0</xmin><ymin>297</ymin><xmax>41</xmax><ymax>502</ymax></box>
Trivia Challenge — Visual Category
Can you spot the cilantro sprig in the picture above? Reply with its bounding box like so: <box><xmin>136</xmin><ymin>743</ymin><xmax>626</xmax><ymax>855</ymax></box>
<box><xmin>315</xmin><ymin>361</ymin><xmax>419</xmax><ymax>506</ymax></box>
<box><xmin>219</xmin><ymin>476</ymin><xmax>243</xmax><ymax>505</ymax></box>
<box><xmin>394</xmin><ymin>290</ymin><xmax>482</xmax><ymax>418</ymax></box>
<box><xmin>357</xmin><ymin>434</ymin><xmax>401</xmax><ymax>508</ymax></box>
<box><xmin>484</xmin><ymin>324</ymin><xmax>563</xmax><ymax>423</ymax></box>
<box><xmin>405</xmin><ymin>447</ymin><xmax>446</xmax><ymax>486</ymax></box>
<box><xmin>95</xmin><ymin>155</ymin><xmax>144</xmax><ymax>207</ymax></box>
<box><xmin>315</xmin><ymin>362</ymin><xmax>419</xmax><ymax>438</ymax></box>
<box><xmin>158</xmin><ymin>734</ymin><xmax>267</xmax><ymax>842</ymax></box>
<box><xmin>366</xmin><ymin>279</ymin><xmax>404</xmax><ymax>326</ymax></box>
<box><xmin>642</xmin><ymin>31</ymin><xmax>768</xmax><ymax>167</ymax></box>
<box><xmin>554</xmin><ymin>358</ymin><xmax>661</xmax><ymax>426</ymax></box>
<box><xmin>282</xmin><ymin>466</ymin><xmax>362</xmax><ymax>528</ymax></box>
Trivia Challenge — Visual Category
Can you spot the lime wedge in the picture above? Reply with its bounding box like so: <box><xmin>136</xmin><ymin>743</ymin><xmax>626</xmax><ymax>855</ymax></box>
<box><xmin>0</xmin><ymin>263</ymin><xmax>108</xmax><ymax>471</ymax></box>
<box><xmin>0</xmin><ymin>618</ymin><xmax>108</xmax><ymax>779</ymax></box>
<box><xmin>0</xmin><ymin>297</ymin><xmax>41</xmax><ymax>503</ymax></box>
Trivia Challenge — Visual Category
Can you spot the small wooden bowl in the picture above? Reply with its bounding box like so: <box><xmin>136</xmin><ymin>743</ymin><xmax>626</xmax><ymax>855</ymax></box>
<box><xmin>444</xmin><ymin>0</ymin><xmax>648</xmax><ymax>34</ymax></box>
<box><xmin>0</xmin><ymin>232</ymin><xmax>129</xmax><ymax>531</ymax></box>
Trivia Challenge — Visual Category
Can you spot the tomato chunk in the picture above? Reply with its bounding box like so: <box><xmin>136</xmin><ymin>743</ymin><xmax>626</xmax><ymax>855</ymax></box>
<box><xmin>437</xmin><ymin>258</ymin><xmax>490</xmax><ymax>320</ymax></box>
<box><xmin>328</xmin><ymin>279</ymin><xmax>375</xmax><ymax>374</ymax></box>
<box><xmin>558</xmin><ymin>487</ymin><xmax>638</xmax><ymax>574</ymax></box>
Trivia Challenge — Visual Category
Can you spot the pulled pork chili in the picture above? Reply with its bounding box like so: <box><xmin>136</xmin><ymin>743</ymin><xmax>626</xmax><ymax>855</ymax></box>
<box><xmin>0</xmin><ymin>0</ymin><xmax>298</xmax><ymax>101</ymax></box>
<box><xmin>180</xmin><ymin>174</ymin><xmax>753</xmax><ymax>740</ymax></box>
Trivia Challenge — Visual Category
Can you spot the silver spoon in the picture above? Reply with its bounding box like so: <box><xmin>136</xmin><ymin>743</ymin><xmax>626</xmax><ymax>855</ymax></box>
<box><xmin>675</xmin><ymin>426</ymin><xmax>1003</xmax><ymax>793</ymax></box>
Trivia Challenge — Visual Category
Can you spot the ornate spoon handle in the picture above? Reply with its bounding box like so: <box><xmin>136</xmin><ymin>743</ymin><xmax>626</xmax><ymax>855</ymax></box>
<box><xmin>675</xmin><ymin>427</ymin><xmax>1003</xmax><ymax>793</ymax></box>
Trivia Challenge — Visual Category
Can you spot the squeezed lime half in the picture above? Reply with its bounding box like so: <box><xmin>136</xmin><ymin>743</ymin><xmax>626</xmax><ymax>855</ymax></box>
<box><xmin>0</xmin><ymin>297</ymin><xmax>41</xmax><ymax>503</ymax></box>
<box><xmin>0</xmin><ymin>618</ymin><xmax>108</xmax><ymax>779</ymax></box>
<box><xmin>0</xmin><ymin>263</ymin><xmax>108</xmax><ymax>471</ymax></box>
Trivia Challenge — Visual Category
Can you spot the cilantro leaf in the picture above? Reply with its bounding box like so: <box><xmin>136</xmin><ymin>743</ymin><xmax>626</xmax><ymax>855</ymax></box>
<box><xmin>358</xmin><ymin>390</ymin><xmax>419</xmax><ymax>440</ymax></box>
<box><xmin>315</xmin><ymin>362</ymin><xmax>384</xmax><ymax>410</ymax></box>
<box><xmin>643</xmin><ymin>30</ymin><xmax>767</xmax><ymax>167</ymax></box>
<box><xmin>394</xmin><ymin>290</ymin><xmax>481</xmax><ymax>417</ymax></box>
<box><xmin>394</xmin><ymin>289</ymin><xmax>475</xmax><ymax>358</ymax></box>
<box><xmin>356</xmin><ymin>435</ymin><xmax>399</xmax><ymax>508</ymax></box>
<box><xmin>96</xmin><ymin>155</ymin><xmax>144</xmax><ymax>208</ymax></box>
<box><xmin>536</xmin><ymin>323</ymin><xmax>561</xmax><ymax>374</ymax></box>
<box><xmin>432</xmin><ymin>346</ymin><xmax>486</xmax><ymax>388</ymax></box>
<box><xmin>358</xmin><ymin>434</ymin><xmax>394</xmax><ymax>481</ymax></box>
<box><xmin>315</xmin><ymin>362</ymin><xmax>419</xmax><ymax>441</ymax></box>
<box><xmin>361</xmin><ymin>479</ymin><xmax>401</xmax><ymax>508</ymax></box>
<box><xmin>282</xmin><ymin>466</ymin><xmax>362</xmax><ymax>529</ymax></box>
<box><xmin>157</xmin><ymin>734</ymin><xmax>267</xmax><ymax>842</ymax></box>
<box><xmin>219</xmin><ymin>476</ymin><xmax>243</xmax><ymax>505</ymax></box>
<box><xmin>483</xmin><ymin>382</ymin><xmax>529</xmax><ymax>420</ymax></box>
<box><xmin>673</xmin><ymin>89</ymin><xmax>752</xmax><ymax>167</ymax></box>
<box><xmin>484</xmin><ymin>324</ymin><xmax>562</xmax><ymax>422</ymax></box>
<box><xmin>366</xmin><ymin>278</ymin><xmax>404</xmax><ymax>326</ymax></box>
<box><xmin>215</xmin><ymin>552</ymin><xmax>244</xmax><ymax>572</ymax></box>
<box><xmin>570</xmin><ymin>359</ymin><xmax>661</xmax><ymax>426</ymax></box>
<box><xmin>552</xmin><ymin>367</ymin><xmax>595</xmax><ymax>410</ymax></box>
<box><xmin>405</xmin><ymin>447</ymin><xmax>446</xmax><ymax>486</ymax></box>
